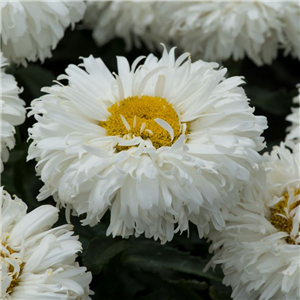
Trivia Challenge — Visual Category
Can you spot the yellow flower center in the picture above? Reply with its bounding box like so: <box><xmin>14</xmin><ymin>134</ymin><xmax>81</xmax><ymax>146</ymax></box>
<box><xmin>270</xmin><ymin>188</ymin><xmax>300</xmax><ymax>244</ymax></box>
<box><xmin>1</xmin><ymin>243</ymin><xmax>24</xmax><ymax>294</ymax></box>
<box><xmin>100</xmin><ymin>95</ymin><xmax>184</xmax><ymax>151</ymax></box>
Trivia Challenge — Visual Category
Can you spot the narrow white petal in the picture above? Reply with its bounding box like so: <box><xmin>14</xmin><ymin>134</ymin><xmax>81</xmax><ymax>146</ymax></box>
<box><xmin>154</xmin><ymin>118</ymin><xmax>174</xmax><ymax>141</ymax></box>
<box><xmin>120</xmin><ymin>114</ymin><xmax>131</xmax><ymax>132</ymax></box>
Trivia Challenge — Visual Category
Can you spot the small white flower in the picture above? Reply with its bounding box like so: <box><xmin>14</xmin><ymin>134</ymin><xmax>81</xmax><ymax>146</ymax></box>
<box><xmin>28</xmin><ymin>46</ymin><xmax>267</xmax><ymax>243</ymax></box>
<box><xmin>1</xmin><ymin>0</ymin><xmax>86</xmax><ymax>65</ymax></box>
<box><xmin>0</xmin><ymin>187</ymin><xmax>93</xmax><ymax>299</ymax></box>
<box><xmin>156</xmin><ymin>1</ymin><xmax>300</xmax><ymax>66</ymax></box>
<box><xmin>207</xmin><ymin>142</ymin><xmax>300</xmax><ymax>300</ymax></box>
<box><xmin>0</xmin><ymin>53</ymin><xmax>25</xmax><ymax>172</ymax></box>
<box><xmin>84</xmin><ymin>1</ymin><xmax>159</xmax><ymax>51</ymax></box>
<box><xmin>286</xmin><ymin>85</ymin><xmax>300</xmax><ymax>142</ymax></box>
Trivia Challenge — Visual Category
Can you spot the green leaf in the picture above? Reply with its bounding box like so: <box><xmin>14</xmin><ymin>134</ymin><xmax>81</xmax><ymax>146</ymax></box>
<box><xmin>163</xmin><ymin>279</ymin><xmax>207</xmax><ymax>300</ymax></box>
<box><xmin>132</xmin><ymin>273</ymin><xmax>206</xmax><ymax>300</ymax></box>
<box><xmin>83</xmin><ymin>235</ymin><xmax>131</xmax><ymax>275</ymax></box>
<box><xmin>209</xmin><ymin>286</ymin><xmax>232</xmax><ymax>300</ymax></box>
<box><xmin>123</xmin><ymin>241</ymin><xmax>223</xmax><ymax>282</ymax></box>
<box><xmin>170</xmin><ymin>279</ymin><xmax>208</xmax><ymax>291</ymax></box>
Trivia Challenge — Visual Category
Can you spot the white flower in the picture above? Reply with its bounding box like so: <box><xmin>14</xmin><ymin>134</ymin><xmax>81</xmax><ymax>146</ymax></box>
<box><xmin>156</xmin><ymin>1</ymin><xmax>300</xmax><ymax>66</ymax></box>
<box><xmin>28</xmin><ymin>46</ymin><xmax>267</xmax><ymax>243</ymax></box>
<box><xmin>84</xmin><ymin>1</ymin><xmax>159</xmax><ymax>51</ymax></box>
<box><xmin>0</xmin><ymin>187</ymin><xmax>93</xmax><ymax>299</ymax></box>
<box><xmin>207</xmin><ymin>142</ymin><xmax>300</xmax><ymax>300</ymax></box>
<box><xmin>0</xmin><ymin>53</ymin><xmax>25</xmax><ymax>173</ymax></box>
<box><xmin>286</xmin><ymin>85</ymin><xmax>300</xmax><ymax>142</ymax></box>
<box><xmin>282</xmin><ymin>2</ymin><xmax>300</xmax><ymax>60</ymax></box>
<box><xmin>1</xmin><ymin>0</ymin><xmax>86</xmax><ymax>66</ymax></box>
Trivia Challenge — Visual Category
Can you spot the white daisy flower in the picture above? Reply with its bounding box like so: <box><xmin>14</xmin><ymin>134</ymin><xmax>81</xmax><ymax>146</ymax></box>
<box><xmin>0</xmin><ymin>53</ymin><xmax>25</xmax><ymax>173</ymax></box>
<box><xmin>156</xmin><ymin>1</ymin><xmax>300</xmax><ymax>66</ymax></box>
<box><xmin>1</xmin><ymin>0</ymin><xmax>86</xmax><ymax>66</ymax></box>
<box><xmin>28</xmin><ymin>46</ymin><xmax>267</xmax><ymax>243</ymax></box>
<box><xmin>84</xmin><ymin>1</ymin><xmax>159</xmax><ymax>51</ymax></box>
<box><xmin>0</xmin><ymin>187</ymin><xmax>93</xmax><ymax>299</ymax></box>
<box><xmin>286</xmin><ymin>85</ymin><xmax>300</xmax><ymax>142</ymax></box>
<box><xmin>207</xmin><ymin>142</ymin><xmax>300</xmax><ymax>300</ymax></box>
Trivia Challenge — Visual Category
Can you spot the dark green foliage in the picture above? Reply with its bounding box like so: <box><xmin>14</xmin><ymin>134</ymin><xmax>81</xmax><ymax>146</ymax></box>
<box><xmin>83</xmin><ymin>236</ymin><xmax>132</xmax><ymax>275</ymax></box>
<box><xmin>2</xmin><ymin>25</ymin><xmax>299</xmax><ymax>300</ymax></box>
<box><xmin>209</xmin><ymin>286</ymin><xmax>232</xmax><ymax>300</ymax></box>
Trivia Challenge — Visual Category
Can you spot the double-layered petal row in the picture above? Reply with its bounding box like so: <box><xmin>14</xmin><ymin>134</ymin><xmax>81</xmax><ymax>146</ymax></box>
<box><xmin>0</xmin><ymin>187</ymin><xmax>93</xmax><ymax>299</ymax></box>
<box><xmin>28</xmin><ymin>46</ymin><xmax>267</xmax><ymax>243</ymax></box>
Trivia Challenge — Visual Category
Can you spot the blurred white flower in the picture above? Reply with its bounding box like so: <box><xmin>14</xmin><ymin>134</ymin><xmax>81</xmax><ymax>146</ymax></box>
<box><xmin>282</xmin><ymin>2</ymin><xmax>300</xmax><ymax>60</ymax></box>
<box><xmin>286</xmin><ymin>85</ymin><xmax>300</xmax><ymax>142</ymax></box>
<box><xmin>84</xmin><ymin>1</ymin><xmax>159</xmax><ymax>50</ymax></box>
<box><xmin>28</xmin><ymin>46</ymin><xmax>267</xmax><ymax>243</ymax></box>
<box><xmin>0</xmin><ymin>187</ymin><xmax>93</xmax><ymax>299</ymax></box>
<box><xmin>0</xmin><ymin>53</ymin><xmax>25</xmax><ymax>172</ymax></box>
<box><xmin>1</xmin><ymin>0</ymin><xmax>86</xmax><ymax>66</ymax></box>
<box><xmin>207</xmin><ymin>142</ymin><xmax>300</xmax><ymax>300</ymax></box>
<box><xmin>156</xmin><ymin>1</ymin><xmax>300</xmax><ymax>66</ymax></box>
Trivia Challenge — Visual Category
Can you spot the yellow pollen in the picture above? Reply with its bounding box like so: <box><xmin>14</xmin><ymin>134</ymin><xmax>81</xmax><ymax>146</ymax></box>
<box><xmin>100</xmin><ymin>95</ymin><xmax>184</xmax><ymax>151</ymax></box>
<box><xmin>270</xmin><ymin>188</ymin><xmax>300</xmax><ymax>245</ymax></box>
<box><xmin>1</xmin><ymin>243</ymin><xmax>24</xmax><ymax>294</ymax></box>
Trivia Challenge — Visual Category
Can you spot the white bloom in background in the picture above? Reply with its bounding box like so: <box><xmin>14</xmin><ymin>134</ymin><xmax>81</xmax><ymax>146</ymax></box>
<box><xmin>28</xmin><ymin>46</ymin><xmax>267</xmax><ymax>243</ymax></box>
<box><xmin>286</xmin><ymin>85</ymin><xmax>300</xmax><ymax>142</ymax></box>
<box><xmin>84</xmin><ymin>1</ymin><xmax>159</xmax><ymax>50</ymax></box>
<box><xmin>156</xmin><ymin>1</ymin><xmax>300</xmax><ymax>66</ymax></box>
<box><xmin>1</xmin><ymin>0</ymin><xmax>86</xmax><ymax>66</ymax></box>
<box><xmin>207</xmin><ymin>142</ymin><xmax>300</xmax><ymax>300</ymax></box>
<box><xmin>0</xmin><ymin>53</ymin><xmax>25</xmax><ymax>173</ymax></box>
<box><xmin>282</xmin><ymin>2</ymin><xmax>300</xmax><ymax>60</ymax></box>
<box><xmin>0</xmin><ymin>187</ymin><xmax>93</xmax><ymax>299</ymax></box>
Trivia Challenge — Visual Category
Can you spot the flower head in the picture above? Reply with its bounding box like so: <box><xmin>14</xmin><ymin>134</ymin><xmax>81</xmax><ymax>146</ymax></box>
<box><xmin>286</xmin><ymin>85</ymin><xmax>300</xmax><ymax>142</ymax></box>
<box><xmin>84</xmin><ymin>1</ymin><xmax>158</xmax><ymax>50</ymax></box>
<box><xmin>28</xmin><ymin>46</ymin><xmax>267</xmax><ymax>243</ymax></box>
<box><xmin>0</xmin><ymin>53</ymin><xmax>25</xmax><ymax>172</ymax></box>
<box><xmin>207</xmin><ymin>142</ymin><xmax>300</xmax><ymax>300</ymax></box>
<box><xmin>156</xmin><ymin>1</ymin><xmax>300</xmax><ymax>65</ymax></box>
<box><xmin>1</xmin><ymin>0</ymin><xmax>86</xmax><ymax>65</ymax></box>
<box><xmin>0</xmin><ymin>187</ymin><xmax>93</xmax><ymax>299</ymax></box>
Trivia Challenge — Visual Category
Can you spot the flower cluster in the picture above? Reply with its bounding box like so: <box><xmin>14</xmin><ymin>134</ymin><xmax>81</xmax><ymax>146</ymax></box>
<box><xmin>84</xmin><ymin>1</ymin><xmax>300</xmax><ymax>66</ymax></box>
<box><xmin>28</xmin><ymin>46</ymin><xmax>267</xmax><ymax>243</ymax></box>
<box><xmin>1</xmin><ymin>1</ymin><xmax>300</xmax><ymax>299</ymax></box>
